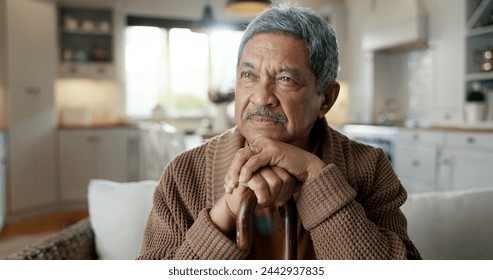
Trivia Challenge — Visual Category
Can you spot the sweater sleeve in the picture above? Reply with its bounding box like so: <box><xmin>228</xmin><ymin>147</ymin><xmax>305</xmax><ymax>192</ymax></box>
<box><xmin>137</xmin><ymin>160</ymin><xmax>248</xmax><ymax>260</ymax></box>
<box><xmin>297</xmin><ymin>152</ymin><xmax>421</xmax><ymax>259</ymax></box>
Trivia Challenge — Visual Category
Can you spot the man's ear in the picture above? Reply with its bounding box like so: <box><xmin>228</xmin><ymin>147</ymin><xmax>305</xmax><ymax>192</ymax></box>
<box><xmin>318</xmin><ymin>81</ymin><xmax>340</xmax><ymax>119</ymax></box>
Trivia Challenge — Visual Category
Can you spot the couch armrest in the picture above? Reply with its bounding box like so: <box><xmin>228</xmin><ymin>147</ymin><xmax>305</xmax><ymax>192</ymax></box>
<box><xmin>4</xmin><ymin>218</ymin><xmax>97</xmax><ymax>260</ymax></box>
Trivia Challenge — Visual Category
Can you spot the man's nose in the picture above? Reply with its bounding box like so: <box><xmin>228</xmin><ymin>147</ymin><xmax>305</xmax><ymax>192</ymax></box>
<box><xmin>250</xmin><ymin>79</ymin><xmax>278</xmax><ymax>107</ymax></box>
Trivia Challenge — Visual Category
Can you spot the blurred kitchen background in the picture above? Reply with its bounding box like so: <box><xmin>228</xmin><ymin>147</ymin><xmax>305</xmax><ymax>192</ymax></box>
<box><xmin>1</xmin><ymin>0</ymin><xmax>493</xmax><ymax>233</ymax></box>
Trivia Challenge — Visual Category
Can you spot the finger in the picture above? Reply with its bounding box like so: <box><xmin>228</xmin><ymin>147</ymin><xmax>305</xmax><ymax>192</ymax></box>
<box><xmin>224</xmin><ymin>145</ymin><xmax>259</xmax><ymax>193</ymax></box>
<box><xmin>257</xmin><ymin>167</ymin><xmax>282</xmax><ymax>201</ymax></box>
<box><xmin>238</xmin><ymin>152</ymin><xmax>271</xmax><ymax>184</ymax></box>
<box><xmin>246</xmin><ymin>173</ymin><xmax>271</xmax><ymax>206</ymax></box>
<box><xmin>244</xmin><ymin>138</ymin><xmax>324</xmax><ymax>183</ymax></box>
<box><xmin>224</xmin><ymin>184</ymin><xmax>249</xmax><ymax>216</ymax></box>
<box><xmin>271</xmin><ymin>166</ymin><xmax>298</xmax><ymax>203</ymax></box>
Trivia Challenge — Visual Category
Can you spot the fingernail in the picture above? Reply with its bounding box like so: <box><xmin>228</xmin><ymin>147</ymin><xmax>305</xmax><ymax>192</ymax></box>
<box><xmin>239</xmin><ymin>175</ymin><xmax>245</xmax><ymax>183</ymax></box>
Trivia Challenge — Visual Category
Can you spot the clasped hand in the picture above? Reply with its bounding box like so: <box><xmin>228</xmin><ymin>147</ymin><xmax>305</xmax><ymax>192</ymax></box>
<box><xmin>209</xmin><ymin>137</ymin><xmax>325</xmax><ymax>235</ymax></box>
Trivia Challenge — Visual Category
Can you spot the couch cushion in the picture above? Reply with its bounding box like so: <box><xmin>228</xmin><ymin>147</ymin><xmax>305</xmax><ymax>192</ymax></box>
<box><xmin>401</xmin><ymin>187</ymin><xmax>493</xmax><ymax>260</ymax></box>
<box><xmin>88</xmin><ymin>179</ymin><xmax>158</xmax><ymax>260</ymax></box>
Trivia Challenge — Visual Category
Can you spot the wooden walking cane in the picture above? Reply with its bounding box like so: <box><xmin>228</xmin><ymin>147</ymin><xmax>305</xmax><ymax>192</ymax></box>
<box><xmin>236</xmin><ymin>188</ymin><xmax>298</xmax><ymax>259</ymax></box>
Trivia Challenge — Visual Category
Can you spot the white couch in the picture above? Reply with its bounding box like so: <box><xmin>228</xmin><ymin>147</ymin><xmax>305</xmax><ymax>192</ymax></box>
<box><xmin>401</xmin><ymin>187</ymin><xmax>493</xmax><ymax>260</ymax></box>
<box><xmin>9</xmin><ymin>180</ymin><xmax>493</xmax><ymax>260</ymax></box>
<box><xmin>88</xmin><ymin>181</ymin><xmax>493</xmax><ymax>260</ymax></box>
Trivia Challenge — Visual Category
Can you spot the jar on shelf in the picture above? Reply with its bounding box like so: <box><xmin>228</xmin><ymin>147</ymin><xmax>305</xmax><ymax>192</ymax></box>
<box><xmin>99</xmin><ymin>21</ymin><xmax>111</xmax><ymax>32</ymax></box>
<box><xmin>63</xmin><ymin>15</ymin><xmax>78</xmax><ymax>31</ymax></box>
<box><xmin>81</xmin><ymin>19</ymin><xmax>96</xmax><ymax>32</ymax></box>
<box><xmin>480</xmin><ymin>48</ymin><xmax>493</xmax><ymax>72</ymax></box>
<box><xmin>90</xmin><ymin>44</ymin><xmax>110</xmax><ymax>61</ymax></box>
<box><xmin>62</xmin><ymin>48</ymin><xmax>73</xmax><ymax>61</ymax></box>
<box><xmin>473</xmin><ymin>47</ymin><xmax>493</xmax><ymax>72</ymax></box>
<box><xmin>74</xmin><ymin>49</ymin><xmax>88</xmax><ymax>62</ymax></box>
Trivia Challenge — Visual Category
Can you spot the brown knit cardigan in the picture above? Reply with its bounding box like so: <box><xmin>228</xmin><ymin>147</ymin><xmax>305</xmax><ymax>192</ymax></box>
<box><xmin>137</xmin><ymin>120</ymin><xmax>421</xmax><ymax>260</ymax></box>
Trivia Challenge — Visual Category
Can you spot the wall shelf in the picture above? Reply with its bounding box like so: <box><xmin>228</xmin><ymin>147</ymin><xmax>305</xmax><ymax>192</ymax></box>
<box><xmin>60</xmin><ymin>29</ymin><xmax>112</xmax><ymax>36</ymax></box>
<box><xmin>467</xmin><ymin>24</ymin><xmax>493</xmax><ymax>36</ymax></box>
<box><xmin>58</xmin><ymin>6</ymin><xmax>114</xmax><ymax>79</ymax></box>
<box><xmin>465</xmin><ymin>0</ymin><xmax>493</xmax><ymax>91</ymax></box>
<box><xmin>466</xmin><ymin>72</ymin><xmax>493</xmax><ymax>81</ymax></box>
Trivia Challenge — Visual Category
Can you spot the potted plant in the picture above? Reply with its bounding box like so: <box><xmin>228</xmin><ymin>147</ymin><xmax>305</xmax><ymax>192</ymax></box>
<box><xmin>464</xmin><ymin>82</ymin><xmax>486</xmax><ymax>123</ymax></box>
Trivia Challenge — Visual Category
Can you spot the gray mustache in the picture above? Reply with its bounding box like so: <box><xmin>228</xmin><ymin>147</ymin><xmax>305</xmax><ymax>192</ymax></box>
<box><xmin>242</xmin><ymin>107</ymin><xmax>287</xmax><ymax>124</ymax></box>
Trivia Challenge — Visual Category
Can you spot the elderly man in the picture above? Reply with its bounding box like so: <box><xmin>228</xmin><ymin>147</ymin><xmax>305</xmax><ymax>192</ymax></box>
<box><xmin>138</xmin><ymin>4</ymin><xmax>421</xmax><ymax>260</ymax></box>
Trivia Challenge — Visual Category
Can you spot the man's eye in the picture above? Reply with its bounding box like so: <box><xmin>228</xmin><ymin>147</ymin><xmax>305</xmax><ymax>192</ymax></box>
<box><xmin>241</xmin><ymin>72</ymin><xmax>253</xmax><ymax>78</ymax></box>
<box><xmin>277</xmin><ymin>76</ymin><xmax>298</xmax><ymax>86</ymax></box>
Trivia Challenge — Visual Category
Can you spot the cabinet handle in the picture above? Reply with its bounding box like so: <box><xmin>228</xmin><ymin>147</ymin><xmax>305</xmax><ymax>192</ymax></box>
<box><xmin>69</xmin><ymin>65</ymin><xmax>78</xmax><ymax>73</ymax></box>
<box><xmin>412</xmin><ymin>133</ymin><xmax>419</xmax><ymax>141</ymax></box>
<box><xmin>412</xmin><ymin>159</ymin><xmax>420</xmax><ymax>167</ymax></box>
<box><xmin>26</xmin><ymin>86</ymin><xmax>41</xmax><ymax>95</ymax></box>
<box><xmin>466</xmin><ymin>137</ymin><xmax>476</xmax><ymax>144</ymax></box>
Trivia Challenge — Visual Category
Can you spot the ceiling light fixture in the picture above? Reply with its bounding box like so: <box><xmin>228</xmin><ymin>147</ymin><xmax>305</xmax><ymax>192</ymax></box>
<box><xmin>197</xmin><ymin>4</ymin><xmax>216</xmax><ymax>29</ymax></box>
<box><xmin>193</xmin><ymin>4</ymin><xmax>223</xmax><ymax>33</ymax></box>
<box><xmin>225</xmin><ymin>0</ymin><xmax>271</xmax><ymax>17</ymax></box>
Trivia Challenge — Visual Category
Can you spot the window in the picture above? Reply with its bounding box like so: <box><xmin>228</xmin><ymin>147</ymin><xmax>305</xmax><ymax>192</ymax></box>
<box><xmin>125</xmin><ymin>26</ymin><xmax>243</xmax><ymax>119</ymax></box>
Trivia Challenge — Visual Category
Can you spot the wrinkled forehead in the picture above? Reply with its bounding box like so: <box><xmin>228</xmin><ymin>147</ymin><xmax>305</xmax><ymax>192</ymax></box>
<box><xmin>240</xmin><ymin>31</ymin><xmax>307</xmax><ymax>57</ymax></box>
<box><xmin>240</xmin><ymin>32</ymin><xmax>309</xmax><ymax>60</ymax></box>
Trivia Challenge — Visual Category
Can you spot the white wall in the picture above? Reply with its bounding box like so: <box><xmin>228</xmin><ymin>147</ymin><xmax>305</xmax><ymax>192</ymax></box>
<box><xmin>344</xmin><ymin>0</ymin><xmax>464</xmax><ymax>125</ymax></box>
<box><xmin>345</xmin><ymin>0</ymin><xmax>374</xmax><ymax>123</ymax></box>
<box><xmin>422</xmin><ymin>0</ymin><xmax>464</xmax><ymax>124</ymax></box>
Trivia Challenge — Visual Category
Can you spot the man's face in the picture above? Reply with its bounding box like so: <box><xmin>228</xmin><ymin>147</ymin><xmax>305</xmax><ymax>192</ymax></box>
<box><xmin>235</xmin><ymin>33</ymin><xmax>326</xmax><ymax>150</ymax></box>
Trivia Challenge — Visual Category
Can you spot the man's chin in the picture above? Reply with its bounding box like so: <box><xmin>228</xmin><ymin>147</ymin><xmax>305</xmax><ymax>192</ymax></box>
<box><xmin>239</xmin><ymin>125</ymin><xmax>286</xmax><ymax>142</ymax></box>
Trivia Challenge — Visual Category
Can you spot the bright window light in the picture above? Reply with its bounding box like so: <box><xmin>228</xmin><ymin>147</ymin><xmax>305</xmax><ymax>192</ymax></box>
<box><xmin>125</xmin><ymin>26</ymin><xmax>243</xmax><ymax>119</ymax></box>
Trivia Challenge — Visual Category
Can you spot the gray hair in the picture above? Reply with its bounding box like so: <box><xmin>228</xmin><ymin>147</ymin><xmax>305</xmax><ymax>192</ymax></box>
<box><xmin>237</xmin><ymin>4</ymin><xmax>340</xmax><ymax>94</ymax></box>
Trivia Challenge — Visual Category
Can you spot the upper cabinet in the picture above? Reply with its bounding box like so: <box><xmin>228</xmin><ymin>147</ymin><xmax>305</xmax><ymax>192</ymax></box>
<box><xmin>465</xmin><ymin>0</ymin><xmax>493</xmax><ymax>91</ymax></box>
<box><xmin>58</xmin><ymin>6</ymin><xmax>114</xmax><ymax>79</ymax></box>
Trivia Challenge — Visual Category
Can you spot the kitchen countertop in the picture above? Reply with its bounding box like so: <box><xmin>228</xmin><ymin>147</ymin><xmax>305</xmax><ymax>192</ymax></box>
<box><xmin>341</xmin><ymin>122</ymin><xmax>493</xmax><ymax>133</ymax></box>
<box><xmin>400</xmin><ymin>123</ymin><xmax>493</xmax><ymax>133</ymax></box>
<box><xmin>58</xmin><ymin>121</ymin><xmax>493</xmax><ymax>133</ymax></box>
<box><xmin>58</xmin><ymin>122</ymin><xmax>137</xmax><ymax>130</ymax></box>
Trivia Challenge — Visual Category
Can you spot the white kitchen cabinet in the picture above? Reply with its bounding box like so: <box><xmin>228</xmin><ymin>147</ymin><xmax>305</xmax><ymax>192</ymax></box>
<box><xmin>438</xmin><ymin>131</ymin><xmax>493</xmax><ymax>191</ymax></box>
<box><xmin>1</xmin><ymin>0</ymin><xmax>58</xmax><ymax>215</ymax></box>
<box><xmin>59</xmin><ymin>128</ymin><xmax>139</xmax><ymax>203</ymax></box>
<box><xmin>396</xmin><ymin>128</ymin><xmax>493</xmax><ymax>193</ymax></box>
<box><xmin>394</xmin><ymin>129</ymin><xmax>444</xmax><ymax>193</ymax></box>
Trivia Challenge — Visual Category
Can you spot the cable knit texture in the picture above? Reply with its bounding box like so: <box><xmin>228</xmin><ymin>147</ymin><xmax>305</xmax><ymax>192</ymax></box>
<box><xmin>137</xmin><ymin>121</ymin><xmax>421</xmax><ymax>260</ymax></box>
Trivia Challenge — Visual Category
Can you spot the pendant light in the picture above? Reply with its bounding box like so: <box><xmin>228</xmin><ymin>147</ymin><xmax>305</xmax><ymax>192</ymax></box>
<box><xmin>225</xmin><ymin>0</ymin><xmax>271</xmax><ymax>17</ymax></box>
<box><xmin>196</xmin><ymin>4</ymin><xmax>216</xmax><ymax>30</ymax></box>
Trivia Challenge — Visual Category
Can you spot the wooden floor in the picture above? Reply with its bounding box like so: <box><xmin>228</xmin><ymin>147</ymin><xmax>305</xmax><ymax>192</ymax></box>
<box><xmin>0</xmin><ymin>209</ymin><xmax>89</xmax><ymax>239</ymax></box>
